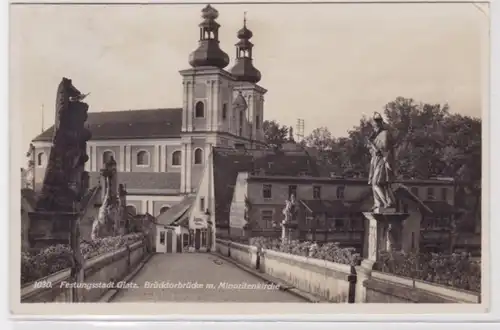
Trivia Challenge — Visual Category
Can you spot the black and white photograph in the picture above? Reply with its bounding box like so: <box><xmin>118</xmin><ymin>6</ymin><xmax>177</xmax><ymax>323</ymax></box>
<box><xmin>10</xmin><ymin>1</ymin><xmax>488</xmax><ymax>313</ymax></box>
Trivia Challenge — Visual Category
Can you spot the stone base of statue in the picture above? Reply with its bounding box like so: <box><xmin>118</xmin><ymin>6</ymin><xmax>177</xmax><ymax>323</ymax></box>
<box><xmin>28</xmin><ymin>211</ymin><xmax>79</xmax><ymax>249</ymax></box>
<box><xmin>362</xmin><ymin>208</ymin><xmax>410</xmax><ymax>265</ymax></box>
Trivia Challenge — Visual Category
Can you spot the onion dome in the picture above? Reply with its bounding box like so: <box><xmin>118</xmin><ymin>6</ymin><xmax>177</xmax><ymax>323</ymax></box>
<box><xmin>230</xmin><ymin>13</ymin><xmax>261</xmax><ymax>84</ymax></box>
<box><xmin>188</xmin><ymin>5</ymin><xmax>230</xmax><ymax>69</ymax></box>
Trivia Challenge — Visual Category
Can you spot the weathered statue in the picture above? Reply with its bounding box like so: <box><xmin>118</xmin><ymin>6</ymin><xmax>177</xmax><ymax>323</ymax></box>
<box><xmin>367</xmin><ymin>112</ymin><xmax>396</xmax><ymax>210</ymax></box>
<box><xmin>282</xmin><ymin>193</ymin><xmax>297</xmax><ymax>224</ymax></box>
<box><xmin>36</xmin><ymin>77</ymin><xmax>91</xmax><ymax>212</ymax></box>
<box><xmin>91</xmin><ymin>156</ymin><xmax>123</xmax><ymax>239</ymax></box>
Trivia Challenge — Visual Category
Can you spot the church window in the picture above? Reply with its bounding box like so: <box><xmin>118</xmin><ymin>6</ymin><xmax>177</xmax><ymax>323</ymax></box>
<box><xmin>102</xmin><ymin>151</ymin><xmax>114</xmax><ymax>164</ymax></box>
<box><xmin>222</xmin><ymin>104</ymin><xmax>227</xmax><ymax>120</ymax></box>
<box><xmin>37</xmin><ymin>152</ymin><xmax>46</xmax><ymax>167</ymax></box>
<box><xmin>195</xmin><ymin>101</ymin><xmax>205</xmax><ymax>118</ymax></box>
<box><xmin>172</xmin><ymin>150</ymin><xmax>182</xmax><ymax>166</ymax></box>
<box><xmin>194</xmin><ymin>148</ymin><xmax>203</xmax><ymax>164</ymax></box>
<box><xmin>126</xmin><ymin>205</ymin><xmax>137</xmax><ymax>216</ymax></box>
<box><xmin>256</xmin><ymin>115</ymin><xmax>260</xmax><ymax>129</ymax></box>
<box><xmin>136</xmin><ymin>150</ymin><xmax>150</xmax><ymax>166</ymax></box>
<box><xmin>159</xmin><ymin>205</ymin><xmax>170</xmax><ymax>215</ymax></box>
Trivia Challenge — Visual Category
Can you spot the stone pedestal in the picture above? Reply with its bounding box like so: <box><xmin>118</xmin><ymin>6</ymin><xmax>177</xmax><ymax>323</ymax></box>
<box><xmin>362</xmin><ymin>208</ymin><xmax>410</xmax><ymax>263</ymax></box>
<box><xmin>28</xmin><ymin>211</ymin><xmax>79</xmax><ymax>249</ymax></box>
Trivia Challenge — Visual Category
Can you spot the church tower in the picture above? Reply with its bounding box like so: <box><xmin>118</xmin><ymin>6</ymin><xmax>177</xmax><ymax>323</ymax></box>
<box><xmin>179</xmin><ymin>6</ymin><xmax>268</xmax><ymax>193</ymax></box>
<box><xmin>229</xmin><ymin>13</ymin><xmax>266</xmax><ymax>143</ymax></box>
<box><xmin>179</xmin><ymin>5</ymin><xmax>234</xmax><ymax>193</ymax></box>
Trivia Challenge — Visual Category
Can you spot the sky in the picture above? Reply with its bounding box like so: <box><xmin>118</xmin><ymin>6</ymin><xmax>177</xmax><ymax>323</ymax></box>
<box><xmin>9</xmin><ymin>2</ymin><xmax>488</xmax><ymax>163</ymax></box>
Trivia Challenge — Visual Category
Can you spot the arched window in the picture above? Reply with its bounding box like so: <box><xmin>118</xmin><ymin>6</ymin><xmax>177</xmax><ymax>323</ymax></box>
<box><xmin>195</xmin><ymin>101</ymin><xmax>205</xmax><ymax>118</ymax></box>
<box><xmin>102</xmin><ymin>151</ymin><xmax>114</xmax><ymax>164</ymax></box>
<box><xmin>136</xmin><ymin>150</ymin><xmax>150</xmax><ymax>166</ymax></box>
<box><xmin>172</xmin><ymin>150</ymin><xmax>182</xmax><ymax>166</ymax></box>
<box><xmin>126</xmin><ymin>205</ymin><xmax>137</xmax><ymax>216</ymax></box>
<box><xmin>194</xmin><ymin>148</ymin><xmax>203</xmax><ymax>165</ymax></box>
<box><xmin>159</xmin><ymin>205</ymin><xmax>170</xmax><ymax>215</ymax></box>
<box><xmin>37</xmin><ymin>152</ymin><xmax>45</xmax><ymax>167</ymax></box>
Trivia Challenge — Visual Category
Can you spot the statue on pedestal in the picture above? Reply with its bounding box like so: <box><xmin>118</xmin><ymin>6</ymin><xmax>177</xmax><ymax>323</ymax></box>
<box><xmin>367</xmin><ymin>112</ymin><xmax>396</xmax><ymax>211</ymax></box>
<box><xmin>281</xmin><ymin>194</ymin><xmax>296</xmax><ymax>243</ymax></box>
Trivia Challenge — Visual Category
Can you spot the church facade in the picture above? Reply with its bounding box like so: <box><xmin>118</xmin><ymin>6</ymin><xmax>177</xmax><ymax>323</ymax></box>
<box><xmin>30</xmin><ymin>5</ymin><xmax>267</xmax><ymax>219</ymax></box>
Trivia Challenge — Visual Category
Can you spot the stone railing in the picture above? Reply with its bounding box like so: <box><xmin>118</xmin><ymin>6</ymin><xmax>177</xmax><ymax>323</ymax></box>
<box><xmin>21</xmin><ymin>241</ymin><xmax>148</xmax><ymax>302</ymax></box>
<box><xmin>215</xmin><ymin>239</ymin><xmax>355</xmax><ymax>302</ymax></box>
<box><xmin>362</xmin><ymin>267</ymin><xmax>480</xmax><ymax>303</ymax></box>
<box><xmin>215</xmin><ymin>239</ymin><xmax>480</xmax><ymax>304</ymax></box>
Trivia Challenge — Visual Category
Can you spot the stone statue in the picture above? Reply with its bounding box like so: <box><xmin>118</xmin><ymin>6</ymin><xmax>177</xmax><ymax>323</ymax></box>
<box><xmin>91</xmin><ymin>156</ymin><xmax>122</xmax><ymax>239</ymax></box>
<box><xmin>367</xmin><ymin>112</ymin><xmax>396</xmax><ymax>210</ymax></box>
<box><xmin>36</xmin><ymin>77</ymin><xmax>91</xmax><ymax>212</ymax></box>
<box><xmin>282</xmin><ymin>193</ymin><xmax>296</xmax><ymax>224</ymax></box>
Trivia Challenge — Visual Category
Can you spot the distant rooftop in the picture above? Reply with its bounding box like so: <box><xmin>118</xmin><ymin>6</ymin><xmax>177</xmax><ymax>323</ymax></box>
<box><xmin>32</xmin><ymin>108</ymin><xmax>182</xmax><ymax>142</ymax></box>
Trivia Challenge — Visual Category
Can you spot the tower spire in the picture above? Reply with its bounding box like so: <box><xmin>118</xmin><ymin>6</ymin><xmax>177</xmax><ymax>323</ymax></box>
<box><xmin>229</xmin><ymin>11</ymin><xmax>262</xmax><ymax>83</ymax></box>
<box><xmin>188</xmin><ymin>4</ymin><xmax>230</xmax><ymax>69</ymax></box>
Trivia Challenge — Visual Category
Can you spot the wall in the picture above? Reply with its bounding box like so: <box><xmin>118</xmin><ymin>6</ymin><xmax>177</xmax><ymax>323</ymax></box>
<box><xmin>215</xmin><ymin>239</ymin><xmax>480</xmax><ymax>304</ymax></box>
<box><xmin>21</xmin><ymin>241</ymin><xmax>148</xmax><ymax>302</ymax></box>
<box><xmin>229</xmin><ymin>172</ymin><xmax>249</xmax><ymax>234</ymax></box>
<box><xmin>363</xmin><ymin>271</ymin><xmax>480</xmax><ymax>303</ymax></box>
<box><xmin>215</xmin><ymin>239</ymin><xmax>353</xmax><ymax>302</ymax></box>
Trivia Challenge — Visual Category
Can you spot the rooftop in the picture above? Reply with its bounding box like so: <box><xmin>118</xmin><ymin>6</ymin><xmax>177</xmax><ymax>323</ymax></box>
<box><xmin>32</xmin><ymin>108</ymin><xmax>182</xmax><ymax>142</ymax></box>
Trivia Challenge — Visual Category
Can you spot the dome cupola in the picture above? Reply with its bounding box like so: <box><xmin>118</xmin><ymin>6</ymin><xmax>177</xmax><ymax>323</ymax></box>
<box><xmin>188</xmin><ymin>5</ymin><xmax>230</xmax><ymax>69</ymax></box>
<box><xmin>229</xmin><ymin>12</ymin><xmax>261</xmax><ymax>84</ymax></box>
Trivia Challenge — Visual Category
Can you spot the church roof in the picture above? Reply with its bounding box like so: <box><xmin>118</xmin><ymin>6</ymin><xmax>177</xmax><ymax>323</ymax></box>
<box><xmin>32</xmin><ymin>108</ymin><xmax>183</xmax><ymax>142</ymax></box>
<box><xmin>212</xmin><ymin>147</ymin><xmax>322</xmax><ymax>228</ymax></box>
<box><xmin>88</xmin><ymin>171</ymin><xmax>181</xmax><ymax>192</ymax></box>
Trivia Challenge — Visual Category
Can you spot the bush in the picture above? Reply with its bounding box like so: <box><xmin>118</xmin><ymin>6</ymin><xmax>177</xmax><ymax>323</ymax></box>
<box><xmin>374</xmin><ymin>251</ymin><xmax>481</xmax><ymax>293</ymax></box>
<box><xmin>248</xmin><ymin>236</ymin><xmax>361</xmax><ymax>266</ymax></box>
<box><xmin>21</xmin><ymin>233</ymin><xmax>145</xmax><ymax>285</ymax></box>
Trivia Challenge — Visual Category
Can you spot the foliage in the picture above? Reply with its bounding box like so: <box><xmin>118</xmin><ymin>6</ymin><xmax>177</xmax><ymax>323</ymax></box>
<box><xmin>249</xmin><ymin>236</ymin><xmax>361</xmax><ymax>266</ymax></box>
<box><xmin>299</xmin><ymin>96</ymin><xmax>481</xmax><ymax>217</ymax></box>
<box><xmin>302</xmin><ymin>97</ymin><xmax>481</xmax><ymax>182</ymax></box>
<box><xmin>21</xmin><ymin>233</ymin><xmax>145</xmax><ymax>285</ymax></box>
<box><xmin>262</xmin><ymin>120</ymin><xmax>289</xmax><ymax>148</ymax></box>
<box><xmin>374</xmin><ymin>250</ymin><xmax>481</xmax><ymax>293</ymax></box>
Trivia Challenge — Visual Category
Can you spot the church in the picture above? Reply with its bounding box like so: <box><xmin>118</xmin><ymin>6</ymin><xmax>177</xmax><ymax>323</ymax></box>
<box><xmin>30</xmin><ymin>5</ymin><xmax>267</xmax><ymax>219</ymax></box>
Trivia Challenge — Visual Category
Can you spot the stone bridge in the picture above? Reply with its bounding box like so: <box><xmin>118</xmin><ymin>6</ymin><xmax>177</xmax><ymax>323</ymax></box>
<box><xmin>111</xmin><ymin>253</ymin><xmax>305</xmax><ymax>302</ymax></box>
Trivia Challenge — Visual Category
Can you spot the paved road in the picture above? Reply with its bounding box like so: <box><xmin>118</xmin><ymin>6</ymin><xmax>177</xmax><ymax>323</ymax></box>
<box><xmin>111</xmin><ymin>253</ymin><xmax>305</xmax><ymax>302</ymax></box>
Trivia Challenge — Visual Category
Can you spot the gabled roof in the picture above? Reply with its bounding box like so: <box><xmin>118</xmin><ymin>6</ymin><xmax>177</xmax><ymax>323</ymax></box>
<box><xmin>212</xmin><ymin>146</ymin><xmax>322</xmax><ymax>227</ymax></box>
<box><xmin>88</xmin><ymin>171</ymin><xmax>181</xmax><ymax>191</ymax></box>
<box><xmin>32</xmin><ymin>108</ymin><xmax>182</xmax><ymax>142</ymax></box>
<box><xmin>156</xmin><ymin>194</ymin><xmax>196</xmax><ymax>226</ymax></box>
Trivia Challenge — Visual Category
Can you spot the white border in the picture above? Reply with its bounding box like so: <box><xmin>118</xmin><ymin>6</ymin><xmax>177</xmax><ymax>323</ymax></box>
<box><xmin>3</xmin><ymin>0</ymin><xmax>499</xmax><ymax>327</ymax></box>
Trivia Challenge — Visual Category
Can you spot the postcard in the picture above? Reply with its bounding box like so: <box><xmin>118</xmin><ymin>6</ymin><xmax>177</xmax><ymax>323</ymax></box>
<box><xmin>9</xmin><ymin>0</ymin><xmax>490</xmax><ymax>317</ymax></box>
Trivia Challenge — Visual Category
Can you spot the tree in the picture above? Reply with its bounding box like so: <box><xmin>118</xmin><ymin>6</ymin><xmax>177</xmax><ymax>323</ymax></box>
<box><xmin>262</xmin><ymin>120</ymin><xmax>289</xmax><ymax>148</ymax></box>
